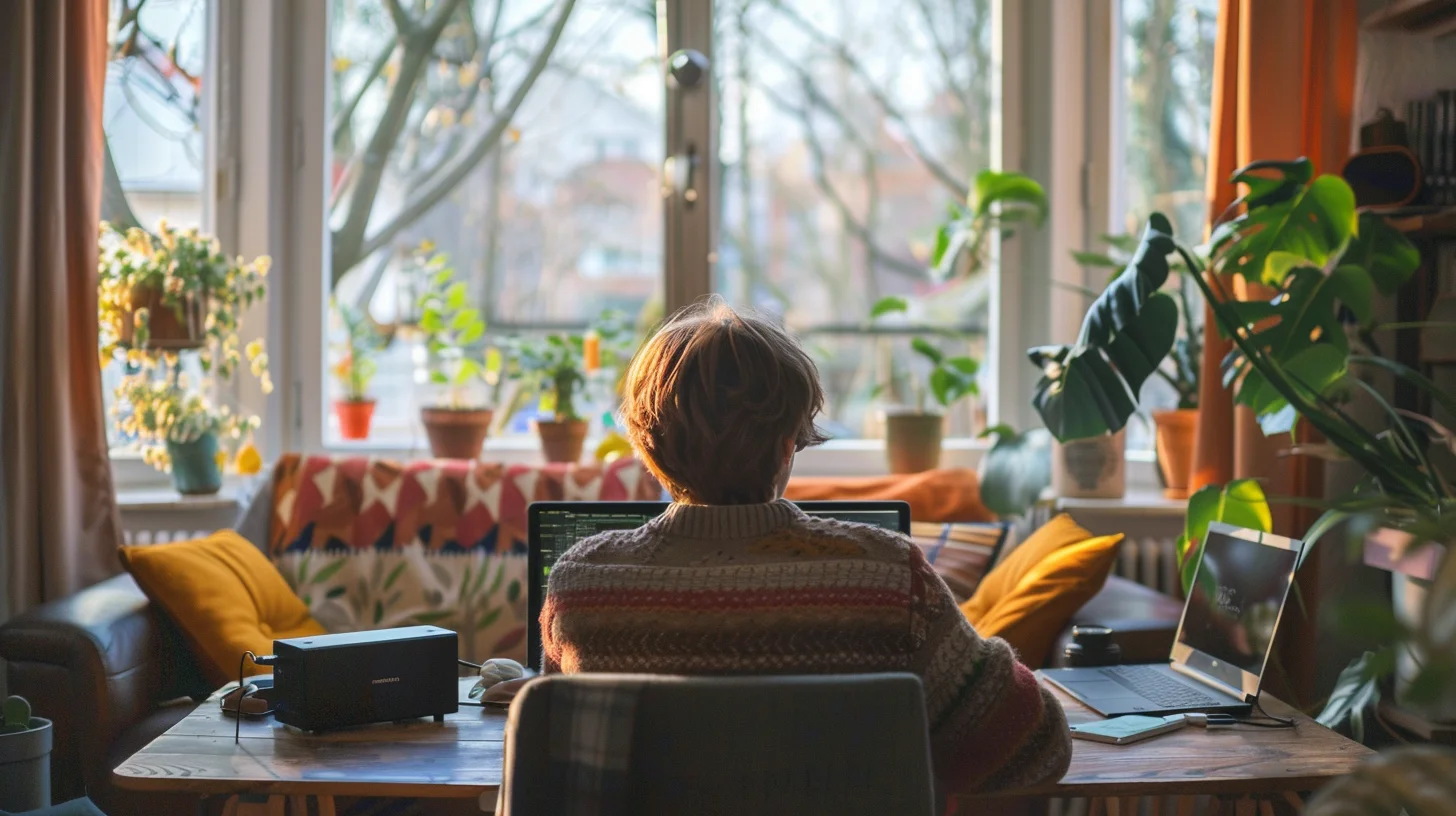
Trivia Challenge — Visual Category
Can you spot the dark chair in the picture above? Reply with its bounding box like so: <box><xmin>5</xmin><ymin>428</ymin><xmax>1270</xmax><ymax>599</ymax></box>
<box><xmin>501</xmin><ymin>673</ymin><xmax>937</xmax><ymax>816</ymax></box>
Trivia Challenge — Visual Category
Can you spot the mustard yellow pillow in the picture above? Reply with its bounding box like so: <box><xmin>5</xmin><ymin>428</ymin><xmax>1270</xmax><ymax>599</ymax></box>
<box><xmin>965</xmin><ymin>533</ymin><xmax>1122</xmax><ymax>666</ymax></box>
<box><xmin>119</xmin><ymin>531</ymin><xmax>326</xmax><ymax>686</ymax></box>
<box><xmin>960</xmin><ymin>514</ymin><xmax>1095</xmax><ymax>622</ymax></box>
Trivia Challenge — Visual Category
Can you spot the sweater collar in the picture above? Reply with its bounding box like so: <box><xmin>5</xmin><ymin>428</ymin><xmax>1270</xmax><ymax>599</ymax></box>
<box><xmin>650</xmin><ymin>499</ymin><xmax>805</xmax><ymax>540</ymax></box>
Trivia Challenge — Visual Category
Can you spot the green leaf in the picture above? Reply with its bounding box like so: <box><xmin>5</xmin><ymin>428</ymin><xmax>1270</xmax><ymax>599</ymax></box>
<box><xmin>1177</xmin><ymin>479</ymin><xmax>1272</xmax><ymax>596</ymax></box>
<box><xmin>930</xmin><ymin>225</ymin><xmax>950</xmax><ymax>268</ymax></box>
<box><xmin>1070</xmin><ymin>251</ymin><xmax>1124</xmax><ymax>269</ymax></box>
<box><xmin>910</xmin><ymin>337</ymin><xmax>944</xmax><ymax>365</ymax></box>
<box><xmin>310</xmin><ymin>559</ymin><xmax>347</xmax><ymax>585</ymax></box>
<box><xmin>929</xmin><ymin>357</ymin><xmax>979</xmax><ymax>408</ymax></box>
<box><xmin>420</xmin><ymin>309</ymin><xmax>445</xmax><ymax>333</ymax></box>
<box><xmin>409</xmin><ymin>610</ymin><xmax>455</xmax><ymax>625</ymax></box>
<box><xmin>430</xmin><ymin>371</ymin><xmax>449</xmax><ymax>385</ymax></box>
<box><xmin>870</xmin><ymin>296</ymin><xmax>909</xmax><ymax>320</ymax></box>
<box><xmin>382</xmin><ymin>561</ymin><xmax>408</xmax><ymax>591</ymax></box>
<box><xmin>325</xmin><ymin>586</ymin><xmax>346</xmax><ymax>599</ymax></box>
<box><xmin>978</xmin><ymin>426</ymin><xmax>1051</xmax><ymax>518</ymax></box>
<box><xmin>1298</xmin><ymin>508</ymin><xmax>1352</xmax><ymax>570</ymax></box>
<box><xmin>971</xmin><ymin>169</ymin><xmax>1048</xmax><ymax>226</ymax></box>
<box><xmin>1031</xmin><ymin>214</ymin><xmax>1181</xmax><ymax>441</ymax></box>
<box><xmin>1316</xmin><ymin>649</ymin><xmax>1395</xmax><ymax>742</ymax></box>
<box><xmin>507</xmin><ymin>579</ymin><xmax>521</xmax><ymax>603</ymax></box>
<box><xmin>1340</xmin><ymin>212</ymin><xmax>1420</xmax><ymax>296</ymax></box>
<box><xmin>451</xmin><ymin>307</ymin><xmax>481</xmax><ymax>332</ymax></box>
<box><xmin>2</xmin><ymin>696</ymin><xmax>31</xmax><ymax>730</ymax></box>
<box><xmin>1218</xmin><ymin>171</ymin><xmax>1357</xmax><ymax>285</ymax></box>
<box><xmin>475</xmin><ymin>606</ymin><xmax>503</xmax><ymax>633</ymax></box>
<box><xmin>445</xmin><ymin>282</ymin><xmax>468</xmax><ymax>310</ymax></box>
<box><xmin>373</xmin><ymin>600</ymin><xmax>384</xmax><ymax>625</ymax></box>
<box><xmin>1243</xmin><ymin>344</ymin><xmax>1350</xmax><ymax>436</ymax></box>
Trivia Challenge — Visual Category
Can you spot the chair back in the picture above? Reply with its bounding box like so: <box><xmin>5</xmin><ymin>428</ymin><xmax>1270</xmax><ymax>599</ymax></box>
<box><xmin>501</xmin><ymin>672</ymin><xmax>936</xmax><ymax>816</ymax></box>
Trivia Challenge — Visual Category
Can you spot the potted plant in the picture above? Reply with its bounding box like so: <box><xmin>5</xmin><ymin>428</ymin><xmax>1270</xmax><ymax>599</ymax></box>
<box><xmin>930</xmin><ymin>169</ymin><xmax>1048</xmax><ymax>282</ymax></box>
<box><xmin>869</xmin><ymin>296</ymin><xmax>980</xmax><ymax>474</ymax></box>
<box><xmin>0</xmin><ymin>695</ymin><xmax>53</xmax><ymax>811</ymax></box>
<box><xmin>331</xmin><ymin>301</ymin><xmax>380</xmax><ymax>440</ymax></box>
<box><xmin>508</xmin><ymin>333</ymin><xmax>590</xmax><ymax>464</ymax></box>
<box><xmin>417</xmin><ymin>253</ymin><xmax>497</xmax><ymax>459</ymax></box>
<box><xmin>98</xmin><ymin>220</ymin><xmax>272</xmax><ymax>493</ymax></box>
<box><xmin>1071</xmin><ymin>234</ymin><xmax>1202</xmax><ymax>498</ymax></box>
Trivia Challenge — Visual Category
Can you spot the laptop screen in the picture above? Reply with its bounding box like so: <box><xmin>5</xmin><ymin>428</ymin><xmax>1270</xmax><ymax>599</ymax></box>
<box><xmin>527</xmin><ymin>501</ymin><xmax>909</xmax><ymax>669</ymax></box>
<box><xmin>1176</xmin><ymin>527</ymin><xmax>1300</xmax><ymax>676</ymax></box>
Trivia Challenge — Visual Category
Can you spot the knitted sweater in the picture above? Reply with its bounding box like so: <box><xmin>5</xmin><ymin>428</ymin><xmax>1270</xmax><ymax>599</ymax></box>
<box><xmin>540</xmin><ymin>500</ymin><xmax>1073</xmax><ymax>793</ymax></box>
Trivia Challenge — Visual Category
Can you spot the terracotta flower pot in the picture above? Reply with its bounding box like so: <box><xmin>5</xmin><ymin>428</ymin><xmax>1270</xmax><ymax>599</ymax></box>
<box><xmin>121</xmin><ymin>283</ymin><xmax>206</xmax><ymax>350</ymax></box>
<box><xmin>334</xmin><ymin>399</ymin><xmax>376</xmax><ymax>440</ymax></box>
<box><xmin>1052</xmin><ymin>428</ymin><xmax>1126</xmax><ymax>499</ymax></box>
<box><xmin>536</xmin><ymin>418</ymin><xmax>589</xmax><ymax>464</ymax></box>
<box><xmin>885</xmin><ymin>411</ymin><xmax>944</xmax><ymax>474</ymax></box>
<box><xmin>1153</xmin><ymin>409</ymin><xmax>1199</xmax><ymax>499</ymax></box>
<box><xmin>420</xmin><ymin>407</ymin><xmax>493</xmax><ymax>460</ymax></box>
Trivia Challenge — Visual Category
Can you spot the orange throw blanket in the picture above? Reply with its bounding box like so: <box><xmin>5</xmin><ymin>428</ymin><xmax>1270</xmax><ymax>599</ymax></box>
<box><xmin>785</xmin><ymin>468</ymin><xmax>994</xmax><ymax>523</ymax></box>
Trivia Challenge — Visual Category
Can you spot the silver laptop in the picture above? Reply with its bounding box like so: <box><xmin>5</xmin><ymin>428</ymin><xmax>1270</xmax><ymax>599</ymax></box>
<box><xmin>1040</xmin><ymin>522</ymin><xmax>1304</xmax><ymax>717</ymax></box>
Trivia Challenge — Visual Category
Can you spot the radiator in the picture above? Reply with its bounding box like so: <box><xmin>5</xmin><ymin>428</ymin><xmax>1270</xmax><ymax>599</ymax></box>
<box><xmin>1115</xmin><ymin>535</ymin><xmax>1181</xmax><ymax>596</ymax></box>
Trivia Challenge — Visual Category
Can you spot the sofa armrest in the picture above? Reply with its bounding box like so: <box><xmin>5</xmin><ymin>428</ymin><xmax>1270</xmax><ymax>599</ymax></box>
<box><xmin>0</xmin><ymin>574</ymin><xmax>206</xmax><ymax>801</ymax></box>
<box><xmin>1050</xmin><ymin>575</ymin><xmax>1184</xmax><ymax>668</ymax></box>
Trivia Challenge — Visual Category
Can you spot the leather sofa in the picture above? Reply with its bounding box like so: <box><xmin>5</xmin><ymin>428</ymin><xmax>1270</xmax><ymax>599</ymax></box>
<box><xmin>0</xmin><ymin>569</ymin><xmax>1180</xmax><ymax>814</ymax></box>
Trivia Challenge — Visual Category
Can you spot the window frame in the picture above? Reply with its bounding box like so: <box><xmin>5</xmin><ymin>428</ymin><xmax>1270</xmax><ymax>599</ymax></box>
<box><xmin>254</xmin><ymin>0</ymin><xmax>1144</xmax><ymax>478</ymax></box>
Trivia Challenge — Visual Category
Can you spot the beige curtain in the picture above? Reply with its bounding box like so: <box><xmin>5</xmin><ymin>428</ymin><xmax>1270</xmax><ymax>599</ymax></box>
<box><xmin>0</xmin><ymin>0</ymin><xmax>121</xmax><ymax>618</ymax></box>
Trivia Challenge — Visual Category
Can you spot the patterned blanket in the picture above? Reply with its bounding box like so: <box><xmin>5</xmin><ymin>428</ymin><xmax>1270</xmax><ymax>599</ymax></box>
<box><xmin>265</xmin><ymin>454</ymin><xmax>662</xmax><ymax>661</ymax></box>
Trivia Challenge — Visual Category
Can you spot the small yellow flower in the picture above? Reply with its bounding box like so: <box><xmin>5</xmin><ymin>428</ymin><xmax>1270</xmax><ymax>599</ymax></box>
<box><xmin>255</xmin><ymin>256</ymin><xmax>272</xmax><ymax>276</ymax></box>
<box><xmin>245</xmin><ymin>340</ymin><xmax>264</xmax><ymax>361</ymax></box>
<box><xmin>418</xmin><ymin>239</ymin><xmax>436</xmax><ymax>254</ymax></box>
<box><xmin>215</xmin><ymin>450</ymin><xmax>229</xmax><ymax>471</ymax></box>
<box><xmin>332</xmin><ymin>55</ymin><xmax>352</xmax><ymax>73</ymax></box>
<box><xmin>236</xmin><ymin>442</ymin><xmax>262</xmax><ymax>475</ymax></box>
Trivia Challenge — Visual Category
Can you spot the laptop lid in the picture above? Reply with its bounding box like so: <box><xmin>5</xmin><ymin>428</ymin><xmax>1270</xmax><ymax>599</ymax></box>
<box><xmin>525</xmin><ymin>500</ymin><xmax>910</xmax><ymax>670</ymax></box>
<box><xmin>1169</xmin><ymin>522</ymin><xmax>1304</xmax><ymax>702</ymax></box>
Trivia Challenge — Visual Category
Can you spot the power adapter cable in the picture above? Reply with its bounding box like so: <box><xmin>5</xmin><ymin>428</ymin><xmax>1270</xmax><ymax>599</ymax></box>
<box><xmin>233</xmin><ymin>651</ymin><xmax>277</xmax><ymax>744</ymax></box>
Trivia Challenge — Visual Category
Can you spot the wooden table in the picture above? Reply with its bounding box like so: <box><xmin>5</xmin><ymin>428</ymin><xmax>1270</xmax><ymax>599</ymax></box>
<box><xmin>115</xmin><ymin>679</ymin><xmax>1372</xmax><ymax>811</ymax></box>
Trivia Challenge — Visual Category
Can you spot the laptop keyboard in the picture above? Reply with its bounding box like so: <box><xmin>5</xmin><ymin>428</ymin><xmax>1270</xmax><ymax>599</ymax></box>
<box><xmin>1106</xmin><ymin>665</ymin><xmax>1224</xmax><ymax>708</ymax></box>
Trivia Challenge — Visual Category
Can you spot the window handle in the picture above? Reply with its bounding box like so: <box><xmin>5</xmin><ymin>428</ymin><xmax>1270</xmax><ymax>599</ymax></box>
<box><xmin>663</xmin><ymin>143</ymin><xmax>699</xmax><ymax>207</ymax></box>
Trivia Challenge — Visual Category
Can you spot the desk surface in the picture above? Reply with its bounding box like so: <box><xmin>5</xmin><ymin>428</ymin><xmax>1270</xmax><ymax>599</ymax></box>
<box><xmin>115</xmin><ymin>678</ymin><xmax>1372</xmax><ymax>799</ymax></box>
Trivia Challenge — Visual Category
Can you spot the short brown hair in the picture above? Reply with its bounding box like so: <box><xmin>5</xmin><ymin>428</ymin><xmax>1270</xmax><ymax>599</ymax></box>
<box><xmin>621</xmin><ymin>298</ymin><xmax>828</xmax><ymax>504</ymax></box>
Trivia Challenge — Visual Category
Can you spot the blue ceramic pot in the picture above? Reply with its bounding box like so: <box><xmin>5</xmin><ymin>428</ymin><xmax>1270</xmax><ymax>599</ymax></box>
<box><xmin>167</xmin><ymin>433</ymin><xmax>223</xmax><ymax>495</ymax></box>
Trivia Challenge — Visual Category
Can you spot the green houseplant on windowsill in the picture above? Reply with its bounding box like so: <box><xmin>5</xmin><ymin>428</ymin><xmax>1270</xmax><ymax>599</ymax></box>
<box><xmin>869</xmin><ymin>296</ymin><xmax>980</xmax><ymax>474</ymax></box>
<box><xmin>505</xmin><ymin>334</ymin><xmax>590</xmax><ymax>464</ymax></box>
<box><xmin>417</xmin><ymin>253</ymin><xmax>501</xmax><ymax>460</ymax></box>
<box><xmin>1070</xmin><ymin>233</ymin><xmax>1203</xmax><ymax>498</ymax></box>
<box><xmin>331</xmin><ymin>300</ymin><xmax>382</xmax><ymax>441</ymax></box>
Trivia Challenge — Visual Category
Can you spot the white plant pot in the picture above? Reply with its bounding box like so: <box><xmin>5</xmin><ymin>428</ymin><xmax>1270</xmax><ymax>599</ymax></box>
<box><xmin>0</xmin><ymin>717</ymin><xmax>52</xmax><ymax>811</ymax></box>
<box><xmin>1052</xmin><ymin>429</ymin><xmax>1126</xmax><ymax>499</ymax></box>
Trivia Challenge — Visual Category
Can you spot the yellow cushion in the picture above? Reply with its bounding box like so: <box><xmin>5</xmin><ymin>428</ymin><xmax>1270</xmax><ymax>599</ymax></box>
<box><xmin>119</xmin><ymin>531</ymin><xmax>326</xmax><ymax>686</ymax></box>
<box><xmin>969</xmin><ymin>534</ymin><xmax>1122</xmax><ymax>666</ymax></box>
<box><xmin>960</xmin><ymin>514</ymin><xmax>1094</xmax><ymax>622</ymax></box>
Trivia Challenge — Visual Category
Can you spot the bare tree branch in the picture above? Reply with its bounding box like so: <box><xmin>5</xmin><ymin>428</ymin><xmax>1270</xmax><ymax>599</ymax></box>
<box><xmin>765</xmin><ymin>0</ymin><xmax>969</xmax><ymax>199</ymax></box>
<box><xmin>346</xmin><ymin>0</ymin><xmax>579</xmax><ymax>276</ymax></box>
<box><xmin>758</xmin><ymin>83</ymin><xmax>924</xmax><ymax>280</ymax></box>
<box><xmin>384</xmin><ymin>0</ymin><xmax>416</xmax><ymax>37</ymax></box>
<box><xmin>331</xmin><ymin>0</ymin><xmax>469</xmax><ymax>283</ymax></box>
<box><xmin>332</xmin><ymin>44</ymin><xmax>397</xmax><ymax>148</ymax></box>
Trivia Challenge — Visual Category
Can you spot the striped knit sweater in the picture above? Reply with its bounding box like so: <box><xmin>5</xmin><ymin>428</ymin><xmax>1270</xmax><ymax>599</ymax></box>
<box><xmin>540</xmin><ymin>500</ymin><xmax>1073</xmax><ymax>793</ymax></box>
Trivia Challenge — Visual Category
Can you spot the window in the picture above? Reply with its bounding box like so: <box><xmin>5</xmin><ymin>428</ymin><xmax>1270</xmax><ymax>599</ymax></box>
<box><xmin>102</xmin><ymin>0</ymin><xmax>211</xmax><ymax>452</ymax></box>
<box><xmin>713</xmin><ymin>0</ymin><xmax>996</xmax><ymax>440</ymax></box>
<box><xmin>1112</xmin><ymin>0</ymin><xmax>1217</xmax><ymax>450</ymax></box>
<box><xmin>313</xmin><ymin>0</ymin><xmax>998</xmax><ymax>450</ymax></box>
<box><xmin>324</xmin><ymin>0</ymin><xmax>662</xmax><ymax>447</ymax></box>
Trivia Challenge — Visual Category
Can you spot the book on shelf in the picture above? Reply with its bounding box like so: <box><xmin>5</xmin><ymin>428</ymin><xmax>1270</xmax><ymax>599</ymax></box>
<box><xmin>1408</xmin><ymin>89</ymin><xmax>1456</xmax><ymax>207</ymax></box>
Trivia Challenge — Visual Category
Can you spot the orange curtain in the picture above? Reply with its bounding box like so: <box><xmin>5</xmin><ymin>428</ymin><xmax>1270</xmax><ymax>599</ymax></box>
<box><xmin>1190</xmin><ymin>0</ymin><xmax>1357</xmax><ymax>704</ymax></box>
<box><xmin>1191</xmin><ymin>0</ymin><xmax>1357</xmax><ymax>511</ymax></box>
<box><xmin>0</xmin><ymin>0</ymin><xmax>121</xmax><ymax>617</ymax></box>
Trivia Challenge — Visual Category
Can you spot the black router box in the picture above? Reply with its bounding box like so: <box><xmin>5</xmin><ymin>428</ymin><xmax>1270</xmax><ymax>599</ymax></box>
<box><xmin>272</xmin><ymin>626</ymin><xmax>458</xmax><ymax>732</ymax></box>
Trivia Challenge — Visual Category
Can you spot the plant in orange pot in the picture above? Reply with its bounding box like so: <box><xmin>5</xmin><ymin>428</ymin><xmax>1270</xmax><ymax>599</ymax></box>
<box><xmin>331</xmin><ymin>301</ymin><xmax>380</xmax><ymax>440</ymax></box>
<box><xmin>417</xmin><ymin>254</ymin><xmax>500</xmax><ymax>460</ymax></box>
<box><xmin>505</xmin><ymin>333</ymin><xmax>589</xmax><ymax>464</ymax></box>
<box><xmin>1070</xmin><ymin>233</ymin><xmax>1202</xmax><ymax>498</ymax></box>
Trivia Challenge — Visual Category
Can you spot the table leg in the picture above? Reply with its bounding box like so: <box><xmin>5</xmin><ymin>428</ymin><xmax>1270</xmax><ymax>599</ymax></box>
<box><xmin>1282</xmin><ymin>792</ymin><xmax>1305</xmax><ymax>813</ymax></box>
<box><xmin>1235</xmin><ymin>798</ymin><xmax>1256</xmax><ymax>816</ymax></box>
<box><xmin>1175</xmin><ymin>796</ymin><xmax>1196</xmax><ymax>816</ymax></box>
<box><xmin>289</xmin><ymin>796</ymin><xmax>310</xmax><ymax>816</ymax></box>
<box><xmin>314</xmin><ymin>796</ymin><xmax>337</xmax><ymax>816</ymax></box>
<box><xmin>1090</xmin><ymin>798</ymin><xmax>1106</xmax><ymax>816</ymax></box>
<box><xmin>1259</xmin><ymin>800</ymin><xmax>1277</xmax><ymax>816</ymax></box>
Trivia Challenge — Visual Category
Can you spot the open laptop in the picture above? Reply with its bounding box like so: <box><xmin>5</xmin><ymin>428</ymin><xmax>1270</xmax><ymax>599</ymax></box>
<box><xmin>525</xmin><ymin>500</ymin><xmax>911</xmax><ymax>671</ymax></box>
<box><xmin>1040</xmin><ymin>522</ymin><xmax>1304</xmax><ymax>717</ymax></box>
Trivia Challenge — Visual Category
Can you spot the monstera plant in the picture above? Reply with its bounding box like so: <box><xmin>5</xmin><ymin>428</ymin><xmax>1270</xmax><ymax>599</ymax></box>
<box><xmin>1119</xmin><ymin>158</ymin><xmax>1453</xmax><ymax>813</ymax></box>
